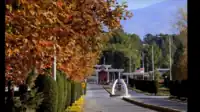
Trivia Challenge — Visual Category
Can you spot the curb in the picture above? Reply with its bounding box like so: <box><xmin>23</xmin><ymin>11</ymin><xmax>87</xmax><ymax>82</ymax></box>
<box><xmin>102</xmin><ymin>86</ymin><xmax>112</xmax><ymax>95</ymax></box>
<box><xmin>102</xmin><ymin>86</ymin><xmax>121</xmax><ymax>97</ymax></box>
<box><xmin>122</xmin><ymin>97</ymin><xmax>184</xmax><ymax>112</ymax></box>
<box><xmin>129</xmin><ymin>87</ymin><xmax>187</xmax><ymax>104</ymax></box>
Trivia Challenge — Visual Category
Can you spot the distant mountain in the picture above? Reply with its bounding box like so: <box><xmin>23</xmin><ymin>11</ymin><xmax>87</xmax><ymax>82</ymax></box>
<box><xmin>121</xmin><ymin>0</ymin><xmax>187</xmax><ymax>40</ymax></box>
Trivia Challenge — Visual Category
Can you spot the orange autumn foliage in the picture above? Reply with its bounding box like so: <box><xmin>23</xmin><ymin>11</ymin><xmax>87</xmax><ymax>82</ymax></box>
<box><xmin>6</xmin><ymin>0</ymin><xmax>132</xmax><ymax>84</ymax></box>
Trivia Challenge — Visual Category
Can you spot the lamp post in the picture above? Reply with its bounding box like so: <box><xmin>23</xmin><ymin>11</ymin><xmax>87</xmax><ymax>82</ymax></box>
<box><xmin>152</xmin><ymin>45</ymin><xmax>154</xmax><ymax>80</ymax></box>
<box><xmin>142</xmin><ymin>52</ymin><xmax>145</xmax><ymax>80</ymax></box>
<box><xmin>103</xmin><ymin>56</ymin><xmax>106</xmax><ymax>65</ymax></box>
<box><xmin>52</xmin><ymin>37</ymin><xmax>57</xmax><ymax>81</ymax></box>
<box><xmin>169</xmin><ymin>37</ymin><xmax>172</xmax><ymax>80</ymax></box>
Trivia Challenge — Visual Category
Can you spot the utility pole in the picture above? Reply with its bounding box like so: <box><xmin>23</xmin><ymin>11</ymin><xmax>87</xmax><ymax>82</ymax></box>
<box><xmin>142</xmin><ymin>52</ymin><xmax>145</xmax><ymax>80</ymax></box>
<box><xmin>169</xmin><ymin>37</ymin><xmax>172</xmax><ymax>80</ymax></box>
<box><xmin>129</xmin><ymin>56</ymin><xmax>132</xmax><ymax>73</ymax></box>
<box><xmin>53</xmin><ymin>37</ymin><xmax>57</xmax><ymax>81</ymax></box>
<box><xmin>103</xmin><ymin>56</ymin><xmax>106</xmax><ymax>65</ymax></box>
<box><xmin>147</xmin><ymin>63</ymin><xmax>148</xmax><ymax>72</ymax></box>
<box><xmin>152</xmin><ymin>45</ymin><xmax>154</xmax><ymax>80</ymax></box>
<box><xmin>127</xmin><ymin>56</ymin><xmax>132</xmax><ymax>84</ymax></box>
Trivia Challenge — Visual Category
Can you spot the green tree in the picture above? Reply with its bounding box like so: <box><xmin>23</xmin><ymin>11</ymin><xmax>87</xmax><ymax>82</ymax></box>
<box><xmin>102</xmin><ymin>29</ymin><xmax>141</xmax><ymax>71</ymax></box>
<box><xmin>160</xmin><ymin>54</ymin><xmax>170</xmax><ymax>68</ymax></box>
<box><xmin>143</xmin><ymin>43</ymin><xmax>162</xmax><ymax>71</ymax></box>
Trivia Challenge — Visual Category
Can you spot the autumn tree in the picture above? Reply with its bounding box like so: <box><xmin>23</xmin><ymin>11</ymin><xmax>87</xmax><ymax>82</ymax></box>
<box><xmin>6</xmin><ymin>0</ymin><xmax>133</xmax><ymax>84</ymax></box>
<box><xmin>172</xmin><ymin>6</ymin><xmax>187</xmax><ymax>80</ymax></box>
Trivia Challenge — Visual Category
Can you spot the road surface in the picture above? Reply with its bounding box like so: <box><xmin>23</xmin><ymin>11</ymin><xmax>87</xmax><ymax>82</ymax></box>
<box><xmin>128</xmin><ymin>89</ymin><xmax>187</xmax><ymax>111</ymax></box>
<box><xmin>84</xmin><ymin>83</ymin><xmax>156</xmax><ymax>112</ymax></box>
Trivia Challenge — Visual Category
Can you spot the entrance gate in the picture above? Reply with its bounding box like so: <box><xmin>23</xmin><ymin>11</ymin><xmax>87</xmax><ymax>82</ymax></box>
<box><xmin>95</xmin><ymin>64</ymin><xmax>129</xmax><ymax>96</ymax></box>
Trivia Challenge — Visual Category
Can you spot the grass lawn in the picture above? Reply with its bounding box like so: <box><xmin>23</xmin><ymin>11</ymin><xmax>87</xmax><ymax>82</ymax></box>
<box><xmin>128</xmin><ymin>87</ymin><xmax>170</xmax><ymax>96</ymax></box>
<box><xmin>103</xmin><ymin>84</ymin><xmax>170</xmax><ymax>96</ymax></box>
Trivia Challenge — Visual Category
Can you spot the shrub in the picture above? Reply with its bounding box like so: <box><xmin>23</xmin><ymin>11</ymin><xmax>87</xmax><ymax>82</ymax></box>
<box><xmin>76</xmin><ymin>83</ymin><xmax>80</xmax><ymax>100</ymax></box>
<box><xmin>83</xmin><ymin>82</ymin><xmax>87</xmax><ymax>95</ymax></box>
<box><xmin>169</xmin><ymin>80</ymin><xmax>188</xmax><ymax>98</ymax></box>
<box><xmin>153</xmin><ymin>80</ymin><xmax>159</xmax><ymax>94</ymax></box>
<box><xmin>169</xmin><ymin>81</ymin><xmax>175</xmax><ymax>96</ymax></box>
<box><xmin>8</xmin><ymin>69</ymin><xmax>44</xmax><ymax>112</ymax></box>
<box><xmin>5</xmin><ymin>80</ymin><xmax>15</xmax><ymax>112</ymax></box>
<box><xmin>35</xmin><ymin>74</ymin><xmax>58</xmax><ymax>112</ymax></box>
<box><xmin>66</xmin><ymin>80</ymin><xmax>71</xmax><ymax>107</ymax></box>
<box><xmin>78</xmin><ymin>83</ymin><xmax>82</xmax><ymax>98</ymax></box>
<box><xmin>62</xmin><ymin>73</ymin><xmax>68</xmax><ymax>109</ymax></box>
<box><xmin>176</xmin><ymin>80</ymin><xmax>182</xmax><ymax>98</ymax></box>
<box><xmin>154</xmin><ymin>70</ymin><xmax>161</xmax><ymax>81</ymax></box>
<box><xmin>26</xmin><ymin>67</ymin><xmax>38</xmax><ymax>88</ymax></box>
<box><xmin>181</xmin><ymin>80</ymin><xmax>188</xmax><ymax>97</ymax></box>
<box><xmin>130</xmin><ymin>79</ymin><xmax>158</xmax><ymax>94</ymax></box>
<box><xmin>70</xmin><ymin>81</ymin><xmax>76</xmax><ymax>105</ymax></box>
<box><xmin>148</xmin><ymin>81</ymin><xmax>154</xmax><ymax>93</ymax></box>
<box><xmin>128</xmin><ymin>78</ymin><xmax>134</xmax><ymax>87</ymax></box>
<box><xmin>75</xmin><ymin>82</ymin><xmax>81</xmax><ymax>101</ymax></box>
<box><xmin>56</xmin><ymin>70</ymin><xmax>65</xmax><ymax>112</ymax></box>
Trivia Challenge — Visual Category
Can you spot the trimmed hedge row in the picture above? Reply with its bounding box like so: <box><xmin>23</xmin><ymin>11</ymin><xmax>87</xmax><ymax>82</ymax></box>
<box><xmin>35</xmin><ymin>70</ymin><xmax>87</xmax><ymax>112</ymax></box>
<box><xmin>129</xmin><ymin>79</ymin><xmax>159</xmax><ymax>94</ymax></box>
<box><xmin>169</xmin><ymin>80</ymin><xmax>188</xmax><ymax>98</ymax></box>
<box><xmin>35</xmin><ymin>74</ymin><xmax>58</xmax><ymax>112</ymax></box>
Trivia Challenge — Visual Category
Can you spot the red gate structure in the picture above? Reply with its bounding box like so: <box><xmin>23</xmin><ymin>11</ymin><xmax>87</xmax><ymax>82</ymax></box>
<box><xmin>99</xmin><ymin>70</ymin><xmax>108</xmax><ymax>84</ymax></box>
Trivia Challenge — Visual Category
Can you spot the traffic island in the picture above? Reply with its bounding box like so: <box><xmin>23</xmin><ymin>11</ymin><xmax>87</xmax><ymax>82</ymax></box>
<box><xmin>122</xmin><ymin>97</ymin><xmax>184</xmax><ymax>112</ymax></box>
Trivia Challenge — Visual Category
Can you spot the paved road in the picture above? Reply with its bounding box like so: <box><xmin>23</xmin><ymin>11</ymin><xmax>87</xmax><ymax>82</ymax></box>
<box><xmin>84</xmin><ymin>83</ymin><xmax>157</xmax><ymax>112</ymax></box>
<box><xmin>128</xmin><ymin>89</ymin><xmax>187</xmax><ymax>111</ymax></box>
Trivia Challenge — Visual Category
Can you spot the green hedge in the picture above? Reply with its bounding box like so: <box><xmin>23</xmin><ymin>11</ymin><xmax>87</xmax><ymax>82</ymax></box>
<box><xmin>70</xmin><ymin>81</ymin><xmax>84</xmax><ymax>106</ymax></box>
<box><xmin>34</xmin><ymin>69</ymin><xmax>85</xmax><ymax>112</ymax></box>
<box><xmin>129</xmin><ymin>79</ymin><xmax>159</xmax><ymax>94</ymax></box>
<box><xmin>169</xmin><ymin>80</ymin><xmax>188</xmax><ymax>98</ymax></box>
<box><xmin>35</xmin><ymin>74</ymin><xmax>58</xmax><ymax>112</ymax></box>
<box><xmin>6</xmin><ymin>68</ymin><xmax>86</xmax><ymax>112</ymax></box>
<box><xmin>56</xmin><ymin>70</ymin><xmax>65</xmax><ymax>112</ymax></box>
<box><xmin>66</xmin><ymin>79</ymin><xmax>71</xmax><ymax>107</ymax></box>
<box><xmin>84</xmin><ymin>83</ymin><xmax>87</xmax><ymax>94</ymax></box>
<box><xmin>62</xmin><ymin>74</ymin><xmax>69</xmax><ymax>109</ymax></box>
<box><xmin>70</xmin><ymin>81</ymin><xmax>76</xmax><ymax>105</ymax></box>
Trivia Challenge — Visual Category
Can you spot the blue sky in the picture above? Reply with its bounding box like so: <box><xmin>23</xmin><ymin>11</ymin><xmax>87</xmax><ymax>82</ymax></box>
<box><xmin>117</xmin><ymin>0</ymin><xmax>167</xmax><ymax>10</ymax></box>
<box><xmin>118</xmin><ymin>0</ymin><xmax>187</xmax><ymax>40</ymax></box>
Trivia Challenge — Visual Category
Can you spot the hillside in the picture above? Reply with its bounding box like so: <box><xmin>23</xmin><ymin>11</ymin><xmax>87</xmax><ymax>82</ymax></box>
<box><xmin>120</xmin><ymin>0</ymin><xmax>187</xmax><ymax>39</ymax></box>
